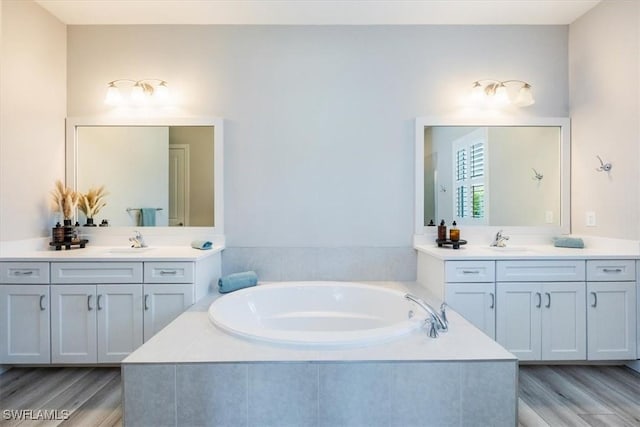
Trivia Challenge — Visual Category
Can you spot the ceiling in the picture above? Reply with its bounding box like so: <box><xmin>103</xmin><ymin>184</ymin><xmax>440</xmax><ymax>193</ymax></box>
<box><xmin>35</xmin><ymin>0</ymin><xmax>601</xmax><ymax>26</ymax></box>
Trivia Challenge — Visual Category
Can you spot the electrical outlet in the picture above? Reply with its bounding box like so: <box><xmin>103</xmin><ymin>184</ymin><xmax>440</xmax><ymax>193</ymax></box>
<box><xmin>586</xmin><ymin>211</ymin><xmax>596</xmax><ymax>227</ymax></box>
<box><xmin>545</xmin><ymin>211</ymin><xmax>554</xmax><ymax>223</ymax></box>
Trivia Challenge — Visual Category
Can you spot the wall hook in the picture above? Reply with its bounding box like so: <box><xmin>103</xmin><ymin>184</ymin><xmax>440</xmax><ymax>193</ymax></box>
<box><xmin>440</xmin><ymin>185</ymin><xmax>447</xmax><ymax>193</ymax></box>
<box><xmin>596</xmin><ymin>155</ymin><xmax>612</xmax><ymax>172</ymax></box>
<box><xmin>532</xmin><ymin>168</ymin><xmax>543</xmax><ymax>181</ymax></box>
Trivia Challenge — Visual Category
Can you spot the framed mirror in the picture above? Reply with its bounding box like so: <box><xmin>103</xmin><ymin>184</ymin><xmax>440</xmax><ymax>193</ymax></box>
<box><xmin>66</xmin><ymin>117</ymin><xmax>223</xmax><ymax>233</ymax></box>
<box><xmin>415</xmin><ymin>117</ymin><xmax>570</xmax><ymax>235</ymax></box>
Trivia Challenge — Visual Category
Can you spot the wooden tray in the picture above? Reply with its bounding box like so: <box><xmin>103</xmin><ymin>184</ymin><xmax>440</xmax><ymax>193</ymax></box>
<box><xmin>49</xmin><ymin>239</ymin><xmax>88</xmax><ymax>251</ymax></box>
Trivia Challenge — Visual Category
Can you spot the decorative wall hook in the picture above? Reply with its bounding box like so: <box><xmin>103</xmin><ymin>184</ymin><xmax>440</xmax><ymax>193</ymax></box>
<box><xmin>596</xmin><ymin>155</ymin><xmax>612</xmax><ymax>172</ymax></box>
<box><xmin>531</xmin><ymin>168</ymin><xmax>543</xmax><ymax>181</ymax></box>
<box><xmin>440</xmin><ymin>185</ymin><xmax>447</xmax><ymax>193</ymax></box>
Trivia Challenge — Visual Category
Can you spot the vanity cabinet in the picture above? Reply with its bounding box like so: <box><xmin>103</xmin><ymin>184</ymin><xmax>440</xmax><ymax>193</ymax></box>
<box><xmin>586</xmin><ymin>260</ymin><xmax>637</xmax><ymax>360</ymax></box>
<box><xmin>496</xmin><ymin>260</ymin><xmax>586</xmax><ymax>361</ymax></box>
<box><xmin>444</xmin><ymin>261</ymin><xmax>496</xmax><ymax>339</ymax></box>
<box><xmin>142</xmin><ymin>262</ymin><xmax>195</xmax><ymax>341</ymax></box>
<box><xmin>0</xmin><ymin>262</ymin><xmax>51</xmax><ymax>364</ymax></box>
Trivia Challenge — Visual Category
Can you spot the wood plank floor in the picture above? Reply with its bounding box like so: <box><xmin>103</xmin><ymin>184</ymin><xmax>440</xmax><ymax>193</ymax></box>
<box><xmin>1</xmin><ymin>365</ymin><xmax>638</xmax><ymax>426</ymax></box>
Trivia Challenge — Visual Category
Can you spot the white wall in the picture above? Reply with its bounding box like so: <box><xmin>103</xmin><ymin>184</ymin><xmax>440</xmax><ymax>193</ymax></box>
<box><xmin>570</xmin><ymin>0</ymin><xmax>640</xmax><ymax>239</ymax></box>
<box><xmin>67</xmin><ymin>25</ymin><xmax>569</xmax><ymax>248</ymax></box>
<box><xmin>0</xmin><ymin>0</ymin><xmax>66</xmax><ymax>241</ymax></box>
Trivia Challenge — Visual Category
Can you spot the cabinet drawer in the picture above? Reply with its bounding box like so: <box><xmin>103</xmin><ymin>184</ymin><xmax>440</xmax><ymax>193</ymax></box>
<box><xmin>445</xmin><ymin>261</ymin><xmax>495</xmax><ymax>283</ymax></box>
<box><xmin>587</xmin><ymin>260</ymin><xmax>635</xmax><ymax>281</ymax></box>
<box><xmin>144</xmin><ymin>262</ymin><xmax>194</xmax><ymax>283</ymax></box>
<box><xmin>51</xmin><ymin>262</ymin><xmax>143</xmax><ymax>284</ymax></box>
<box><xmin>0</xmin><ymin>262</ymin><xmax>49</xmax><ymax>284</ymax></box>
<box><xmin>497</xmin><ymin>260</ymin><xmax>585</xmax><ymax>282</ymax></box>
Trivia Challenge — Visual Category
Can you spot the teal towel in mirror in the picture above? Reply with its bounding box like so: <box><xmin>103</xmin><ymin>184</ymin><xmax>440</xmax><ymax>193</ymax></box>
<box><xmin>553</xmin><ymin>237</ymin><xmax>585</xmax><ymax>249</ymax></box>
<box><xmin>218</xmin><ymin>271</ymin><xmax>258</xmax><ymax>294</ymax></box>
<box><xmin>140</xmin><ymin>208</ymin><xmax>157</xmax><ymax>226</ymax></box>
<box><xmin>191</xmin><ymin>240</ymin><xmax>212</xmax><ymax>250</ymax></box>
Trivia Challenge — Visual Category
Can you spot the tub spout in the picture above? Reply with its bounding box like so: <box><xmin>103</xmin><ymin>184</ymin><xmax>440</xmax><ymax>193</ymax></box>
<box><xmin>404</xmin><ymin>294</ymin><xmax>449</xmax><ymax>337</ymax></box>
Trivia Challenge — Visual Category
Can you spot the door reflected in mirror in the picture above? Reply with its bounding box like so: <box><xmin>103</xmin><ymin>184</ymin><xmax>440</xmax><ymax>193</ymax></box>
<box><xmin>76</xmin><ymin>126</ymin><xmax>215</xmax><ymax>227</ymax></box>
<box><xmin>424</xmin><ymin>126</ymin><xmax>561</xmax><ymax>227</ymax></box>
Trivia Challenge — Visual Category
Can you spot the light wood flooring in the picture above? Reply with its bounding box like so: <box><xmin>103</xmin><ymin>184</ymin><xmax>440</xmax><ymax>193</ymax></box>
<box><xmin>0</xmin><ymin>365</ymin><xmax>638</xmax><ymax>426</ymax></box>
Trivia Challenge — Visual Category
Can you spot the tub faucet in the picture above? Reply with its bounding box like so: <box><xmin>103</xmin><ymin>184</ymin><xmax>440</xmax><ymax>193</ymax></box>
<box><xmin>129</xmin><ymin>230</ymin><xmax>147</xmax><ymax>248</ymax></box>
<box><xmin>491</xmin><ymin>230</ymin><xmax>510</xmax><ymax>247</ymax></box>
<box><xmin>404</xmin><ymin>294</ymin><xmax>448</xmax><ymax>338</ymax></box>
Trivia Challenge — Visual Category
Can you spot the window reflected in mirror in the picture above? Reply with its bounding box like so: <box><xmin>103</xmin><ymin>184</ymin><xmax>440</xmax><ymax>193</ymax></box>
<box><xmin>424</xmin><ymin>126</ymin><xmax>561</xmax><ymax>227</ymax></box>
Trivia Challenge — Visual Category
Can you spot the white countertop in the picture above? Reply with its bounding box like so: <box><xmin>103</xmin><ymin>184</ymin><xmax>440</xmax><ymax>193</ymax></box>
<box><xmin>415</xmin><ymin>243</ymin><xmax>640</xmax><ymax>261</ymax></box>
<box><xmin>0</xmin><ymin>245</ymin><xmax>223</xmax><ymax>262</ymax></box>
<box><xmin>123</xmin><ymin>281</ymin><xmax>516</xmax><ymax>364</ymax></box>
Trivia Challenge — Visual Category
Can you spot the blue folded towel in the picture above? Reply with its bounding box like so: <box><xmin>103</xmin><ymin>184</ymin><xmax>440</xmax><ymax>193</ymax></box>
<box><xmin>218</xmin><ymin>271</ymin><xmax>258</xmax><ymax>294</ymax></box>
<box><xmin>191</xmin><ymin>240</ymin><xmax>213</xmax><ymax>250</ymax></box>
<box><xmin>553</xmin><ymin>237</ymin><xmax>585</xmax><ymax>249</ymax></box>
<box><xmin>140</xmin><ymin>208</ymin><xmax>157</xmax><ymax>226</ymax></box>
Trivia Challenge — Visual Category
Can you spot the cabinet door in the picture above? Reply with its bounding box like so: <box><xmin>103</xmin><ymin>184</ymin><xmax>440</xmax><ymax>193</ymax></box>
<box><xmin>541</xmin><ymin>282</ymin><xmax>586</xmax><ymax>360</ymax></box>
<box><xmin>0</xmin><ymin>285</ymin><xmax>50</xmax><ymax>364</ymax></box>
<box><xmin>587</xmin><ymin>282</ymin><xmax>637</xmax><ymax>360</ymax></box>
<box><xmin>143</xmin><ymin>284</ymin><xmax>194</xmax><ymax>341</ymax></box>
<box><xmin>445</xmin><ymin>283</ymin><xmax>495</xmax><ymax>339</ymax></box>
<box><xmin>51</xmin><ymin>284</ymin><xmax>97</xmax><ymax>363</ymax></box>
<box><xmin>97</xmin><ymin>284</ymin><xmax>143</xmax><ymax>363</ymax></box>
<box><xmin>496</xmin><ymin>283</ymin><xmax>541</xmax><ymax>361</ymax></box>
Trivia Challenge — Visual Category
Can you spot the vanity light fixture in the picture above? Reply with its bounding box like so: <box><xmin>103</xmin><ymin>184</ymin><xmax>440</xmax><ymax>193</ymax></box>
<box><xmin>104</xmin><ymin>79</ymin><xmax>170</xmax><ymax>106</ymax></box>
<box><xmin>470</xmin><ymin>79</ymin><xmax>535</xmax><ymax>108</ymax></box>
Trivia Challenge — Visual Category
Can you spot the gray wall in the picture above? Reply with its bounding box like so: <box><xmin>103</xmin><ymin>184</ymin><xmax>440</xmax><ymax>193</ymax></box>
<box><xmin>66</xmin><ymin>25</ymin><xmax>569</xmax><ymax>279</ymax></box>
<box><xmin>569</xmin><ymin>0</ymin><xmax>640</xmax><ymax>239</ymax></box>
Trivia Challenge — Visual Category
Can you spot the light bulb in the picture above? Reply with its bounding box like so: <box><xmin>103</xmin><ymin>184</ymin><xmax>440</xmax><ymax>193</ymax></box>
<box><xmin>514</xmin><ymin>83</ymin><xmax>535</xmax><ymax>107</ymax></box>
<box><xmin>130</xmin><ymin>83</ymin><xmax>146</xmax><ymax>105</ymax></box>
<box><xmin>104</xmin><ymin>84</ymin><xmax>123</xmax><ymax>106</ymax></box>
<box><xmin>492</xmin><ymin>83</ymin><xmax>510</xmax><ymax>107</ymax></box>
<box><xmin>154</xmin><ymin>81</ymin><xmax>169</xmax><ymax>103</ymax></box>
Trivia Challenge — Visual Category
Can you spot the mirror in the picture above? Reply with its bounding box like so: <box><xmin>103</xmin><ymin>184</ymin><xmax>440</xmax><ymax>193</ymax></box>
<box><xmin>415</xmin><ymin>117</ymin><xmax>570</xmax><ymax>235</ymax></box>
<box><xmin>66</xmin><ymin>117</ymin><xmax>223</xmax><ymax>231</ymax></box>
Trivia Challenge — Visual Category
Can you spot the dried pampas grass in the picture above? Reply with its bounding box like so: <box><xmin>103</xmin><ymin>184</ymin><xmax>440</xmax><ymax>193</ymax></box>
<box><xmin>78</xmin><ymin>186</ymin><xmax>108</xmax><ymax>219</ymax></box>
<box><xmin>51</xmin><ymin>180</ymin><xmax>80</xmax><ymax>220</ymax></box>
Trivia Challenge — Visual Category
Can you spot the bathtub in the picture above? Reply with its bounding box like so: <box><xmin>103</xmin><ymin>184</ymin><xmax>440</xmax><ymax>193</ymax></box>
<box><xmin>208</xmin><ymin>282</ymin><xmax>423</xmax><ymax>346</ymax></box>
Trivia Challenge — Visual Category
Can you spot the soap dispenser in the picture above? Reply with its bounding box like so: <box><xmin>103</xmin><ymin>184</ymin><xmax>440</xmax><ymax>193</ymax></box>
<box><xmin>449</xmin><ymin>221</ymin><xmax>460</xmax><ymax>242</ymax></box>
<box><xmin>437</xmin><ymin>220</ymin><xmax>447</xmax><ymax>241</ymax></box>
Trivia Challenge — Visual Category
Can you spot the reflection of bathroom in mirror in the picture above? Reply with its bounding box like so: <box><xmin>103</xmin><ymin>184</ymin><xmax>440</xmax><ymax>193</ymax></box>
<box><xmin>71</xmin><ymin>123</ymin><xmax>216</xmax><ymax>227</ymax></box>
<box><xmin>416</xmin><ymin>118</ymin><xmax>570</xmax><ymax>234</ymax></box>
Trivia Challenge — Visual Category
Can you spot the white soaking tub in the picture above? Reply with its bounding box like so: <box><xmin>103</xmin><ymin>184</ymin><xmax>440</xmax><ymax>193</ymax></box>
<box><xmin>208</xmin><ymin>282</ymin><xmax>423</xmax><ymax>346</ymax></box>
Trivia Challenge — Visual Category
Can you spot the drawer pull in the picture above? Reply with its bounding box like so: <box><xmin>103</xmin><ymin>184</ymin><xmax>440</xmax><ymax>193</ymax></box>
<box><xmin>545</xmin><ymin>292</ymin><xmax>551</xmax><ymax>308</ymax></box>
<box><xmin>535</xmin><ymin>292</ymin><xmax>542</xmax><ymax>308</ymax></box>
<box><xmin>489</xmin><ymin>293</ymin><xmax>495</xmax><ymax>309</ymax></box>
<box><xmin>39</xmin><ymin>295</ymin><xmax>46</xmax><ymax>311</ymax></box>
<box><xmin>97</xmin><ymin>294</ymin><xmax>103</xmax><ymax>310</ymax></box>
<box><xmin>461</xmin><ymin>270</ymin><xmax>480</xmax><ymax>275</ymax></box>
<box><xmin>144</xmin><ymin>294</ymin><xmax>150</xmax><ymax>310</ymax></box>
<box><xmin>87</xmin><ymin>294</ymin><xmax>94</xmax><ymax>311</ymax></box>
<box><xmin>15</xmin><ymin>270</ymin><xmax>34</xmax><ymax>276</ymax></box>
<box><xmin>591</xmin><ymin>292</ymin><xmax>598</xmax><ymax>308</ymax></box>
<box><xmin>602</xmin><ymin>268</ymin><xmax>623</xmax><ymax>273</ymax></box>
<box><xmin>159</xmin><ymin>270</ymin><xmax>178</xmax><ymax>275</ymax></box>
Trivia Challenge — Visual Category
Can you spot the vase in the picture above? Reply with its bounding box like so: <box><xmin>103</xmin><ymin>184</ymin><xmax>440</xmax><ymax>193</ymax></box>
<box><xmin>84</xmin><ymin>218</ymin><xmax>96</xmax><ymax>227</ymax></box>
<box><xmin>62</xmin><ymin>219</ymin><xmax>74</xmax><ymax>242</ymax></box>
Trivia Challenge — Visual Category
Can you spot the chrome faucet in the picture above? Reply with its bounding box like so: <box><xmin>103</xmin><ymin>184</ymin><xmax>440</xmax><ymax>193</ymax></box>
<box><xmin>491</xmin><ymin>230</ymin><xmax>510</xmax><ymax>247</ymax></box>
<box><xmin>129</xmin><ymin>230</ymin><xmax>147</xmax><ymax>248</ymax></box>
<box><xmin>405</xmin><ymin>294</ymin><xmax>448</xmax><ymax>338</ymax></box>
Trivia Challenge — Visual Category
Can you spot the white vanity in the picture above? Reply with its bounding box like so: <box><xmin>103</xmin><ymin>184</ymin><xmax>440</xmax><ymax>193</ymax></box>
<box><xmin>0</xmin><ymin>246</ymin><xmax>222</xmax><ymax>365</ymax></box>
<box><xmin>416</xmin><ymin>242</ymin><xmax>638</xmax><ymax>362</ymax></box>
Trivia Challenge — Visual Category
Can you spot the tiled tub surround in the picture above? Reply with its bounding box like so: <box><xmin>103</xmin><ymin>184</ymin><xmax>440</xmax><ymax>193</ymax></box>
<box><xmin>122</xmin><ymin>282</ymin><xmax>517</xmax><ymax>427</ymax></box>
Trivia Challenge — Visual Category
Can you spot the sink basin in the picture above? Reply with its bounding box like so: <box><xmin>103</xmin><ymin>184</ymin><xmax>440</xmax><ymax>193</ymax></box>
<box><xmin>107</xmin><ymin>247</ymin><xmax>155</xmax><ymax>254</ymax></box>
<box><xmin>487</xmin><ymin>246</ymin><xmax>534</xmax><ymax>253</ymax></box>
